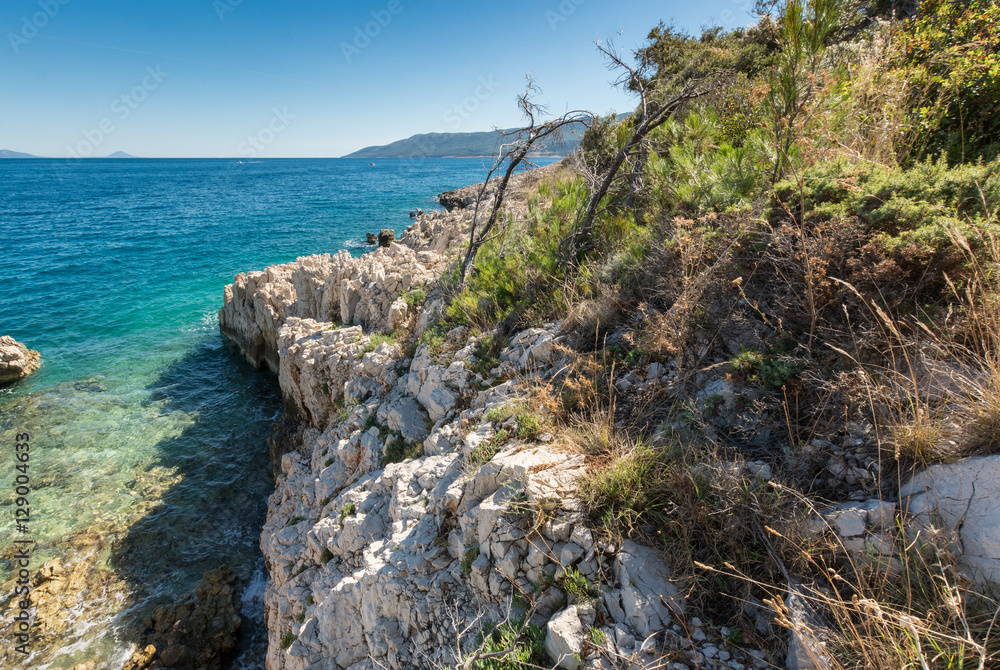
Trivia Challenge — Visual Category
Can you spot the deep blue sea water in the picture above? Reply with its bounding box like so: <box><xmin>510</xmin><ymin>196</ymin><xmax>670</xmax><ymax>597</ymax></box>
<box><xmin>0</xmin><ymin>157</ymin><xmax>557</xmax><ymax>668</ymax></box>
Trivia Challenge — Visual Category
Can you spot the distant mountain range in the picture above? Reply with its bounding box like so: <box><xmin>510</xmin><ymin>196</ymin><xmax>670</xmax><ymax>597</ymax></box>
<box><xmin>0</xmin><ymin>150</ymin><xmax>138</xmax><ymax>158</ymax></box>
<box><xmin>343</xmin><ymin>122</ymin><xmax>589</xmax><ymax>159</ymax></box>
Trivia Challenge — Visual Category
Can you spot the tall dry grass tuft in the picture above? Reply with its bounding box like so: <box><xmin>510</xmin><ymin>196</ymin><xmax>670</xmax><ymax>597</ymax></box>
<box><xmin>941</xmin><ymin>217</ymin><xmax>1000</xmax><ymax>456</ymax></box>
<box><xmin>760</xmin><ymin>514</ymin><xmax>1000</xmax><ymax>670</ymax></box>
<box><xmin>813</xmin><ymin>19</ymin><xmax>922</xmax><ymax>168</ymax></box>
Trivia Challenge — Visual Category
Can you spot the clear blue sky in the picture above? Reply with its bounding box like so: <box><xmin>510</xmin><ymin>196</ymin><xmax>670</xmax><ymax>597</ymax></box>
<box><xmin>1</xmin><ymin>0</ymin><xmax>755</xmax><ymax>158</ymax></box>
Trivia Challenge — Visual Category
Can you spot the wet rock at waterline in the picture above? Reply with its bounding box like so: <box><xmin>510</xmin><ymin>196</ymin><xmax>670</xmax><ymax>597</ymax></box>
<box><xmin>366</xmin><ymin>232</ymin><xmax>377</xmax><ymax>245</ymax></box>
<box><xmin>123</xmin><ymin>566</ymin><xmax>242</xmax><ymax>670</ymax></box>
<box><xmin>377</xmin><ymin>228</ymin><xmax>395</xmax><ymax>247</ymax></box>
<box><xmin>0</xmin><ymin>335</ymin><xmax>40</xmax><ymax>384</ymax></box>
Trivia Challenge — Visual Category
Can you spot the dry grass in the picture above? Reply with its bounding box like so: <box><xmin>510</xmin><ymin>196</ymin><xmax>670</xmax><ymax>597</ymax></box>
<box><xmin>760</xmin><ymin>514</ymin><xmax>1000</xmax><ymax>669</ymax></box>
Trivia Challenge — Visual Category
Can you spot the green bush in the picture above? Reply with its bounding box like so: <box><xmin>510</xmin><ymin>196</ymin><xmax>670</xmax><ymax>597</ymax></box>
<box><xmin>472</xmin><ymin>618</ymin><xmax>548</xmax><ymax>670</ymax></box>
<box><xmin>895</xmin><ymin>0</ymin><xmax>1000</xmax><ymax>162</ymax></box>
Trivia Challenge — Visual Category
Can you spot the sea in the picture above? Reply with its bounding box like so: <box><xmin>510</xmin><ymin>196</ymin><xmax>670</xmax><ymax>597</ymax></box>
<box><xmin>0</xmin><ymin>157</ymin><xmax>558</xmax><ymax>669</ymax></box>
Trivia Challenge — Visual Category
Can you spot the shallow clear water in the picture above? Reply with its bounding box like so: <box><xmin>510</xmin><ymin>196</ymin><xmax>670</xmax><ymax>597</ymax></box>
<box><xmin>0</xmin><ymin>157</ymin><xmax>555</xmax><ymax>668</ymax></box>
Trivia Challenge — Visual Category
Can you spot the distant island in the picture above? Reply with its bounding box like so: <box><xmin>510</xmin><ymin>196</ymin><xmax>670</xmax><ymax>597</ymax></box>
<box><xmin>0</xmin><ymin>150</ymin><xmax>138</xmax><ymax>158</ymax></box>
<box><xmin>343</xmin><ymin>122</ymin><xmax>588</xmax><ymax>159</ymax></box>
<box><xmin>0</xmin><ymin>150</ymin><xmax>39</xmax><ymax>158</ymax></box>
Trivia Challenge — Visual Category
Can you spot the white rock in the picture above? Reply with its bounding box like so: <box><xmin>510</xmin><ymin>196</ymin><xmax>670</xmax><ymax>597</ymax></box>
<box><xmin>901</xmin><ymin>455</ymin><xmax>1000</xmax><ymax>582</ymax></box>
<box><xmin>616</xmin><ymin>540</ymin><xmax>685</xmax><ymax>637</ymax></box>
<box><xmin>545</xmin><ymin>606</ymin><xmax>584</xmax><ymax>670</ymax></box>
<box><xmin>0</xmin><ymin>336</ymin><xmax>40</xmax><ymax>384</ymax></box>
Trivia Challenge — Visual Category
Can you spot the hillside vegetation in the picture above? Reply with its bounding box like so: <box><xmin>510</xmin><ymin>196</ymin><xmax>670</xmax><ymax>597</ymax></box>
<box><xmin>404</xmin><ymin>0</ymin><xmax>1000</xmax><ymax>666</ymax></box>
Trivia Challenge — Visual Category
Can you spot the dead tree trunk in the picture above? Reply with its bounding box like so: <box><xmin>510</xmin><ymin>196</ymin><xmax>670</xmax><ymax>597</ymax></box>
<box><xmin>560</xmin><ymin>78</ymin><xmax>711</xmax><ymax>265</ymax></box>
<box><xmin>459</xmin><ymin>79</ymin><xmax>591</xmax><ymax>283</ymax></box>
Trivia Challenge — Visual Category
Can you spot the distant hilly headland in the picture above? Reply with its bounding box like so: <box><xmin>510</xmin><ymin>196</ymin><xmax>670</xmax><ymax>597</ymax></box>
<box><xmin>343</xmin><ymin>122</ymin><xmax>588</xmax><ymax>158</ymax></box>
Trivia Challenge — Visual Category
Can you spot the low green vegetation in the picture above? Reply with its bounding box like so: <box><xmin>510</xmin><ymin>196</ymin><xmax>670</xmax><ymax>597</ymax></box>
<box><xmin>460</xmin><ymin>546</ymin><xmax>480</xmax><ymax>577</ymax></box>
<box><xmin>362</xmin><ymin>331</ymin><xmax>401</xmax><ymax>354</ymax></box>
<box><xmin>484</xmin><ymin>403</ymin><xmax>543</xmax><ymax>439</ymax></box>
<box><xmin>338</xmin><ymin>502</ymin><xmax>356</xmax><ymax>527</ymax></box>
<box><xmin>470</xmin><ymin>618</ymin><xmax>548</xmax><ymax>670</ymax></box>
<box><xmin>469</xmin><ymin>428</ymin><xmax>509</xmax><ymax>467</ymax></box>
<box><xmin>402</xmin><ymin>285</ymin><xmax>426</xmax><ymax>309</ymax></box>
<box><xmin>382</xmin><ymin>434</ymin><xmax>423</xmax><ymax>465</ymax></box>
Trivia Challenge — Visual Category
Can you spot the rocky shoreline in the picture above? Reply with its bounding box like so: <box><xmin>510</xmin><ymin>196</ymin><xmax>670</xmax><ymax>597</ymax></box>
<box><xmin>216</xmin><ymin>164</ymin><xmax>766</xmax><ymax>670</ymax></box>
<box><xmin>218</xmin><ymin>164</ymin><xmax>1000</xmax><ymax>670</ymax></box>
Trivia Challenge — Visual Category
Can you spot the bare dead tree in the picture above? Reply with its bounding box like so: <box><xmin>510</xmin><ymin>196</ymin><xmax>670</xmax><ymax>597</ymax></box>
<box><xmin>460</xmin><ymin>77</ymin><xmax>592</xmax><ymax>283</ymax></box>
<box><xmin>594</xmin><ymin>38</ymin><xmax>655</xmax><ymax>208</ymax></box>
<box><xmin>559</xmin><ymin>75</ymin><xmax>715</xmax><ymax>266</ymax></box>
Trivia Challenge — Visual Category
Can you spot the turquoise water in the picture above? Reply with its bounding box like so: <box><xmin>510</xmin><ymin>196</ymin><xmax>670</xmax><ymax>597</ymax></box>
<box><xmin>0</xmin><ymin>157</ymin><xmax>554</xmax><ymax>668</ymax></box>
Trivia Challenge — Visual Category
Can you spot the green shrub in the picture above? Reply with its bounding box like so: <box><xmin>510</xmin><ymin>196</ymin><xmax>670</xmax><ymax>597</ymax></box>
<box><xmin>383</xmin><ymin>436</ymin><xmax>423</xmax><ymax>464</ymax></box>
<box><xmin>362</xmin><ymin>332</ymin><xmax>398</xmax><ymax>354</ymax></box>
<box><xmin>558</xmin><ymin>568</ymin><xmax>595</xmax><ymax>599</ymax></box>
<box><xmin>472</xmin><ymin>618</ymin><xmax>548</xmax><ymax>670</ymax></box>
<box><xmin>280</xmin><ymin>632</ymin><xmax>296</xmax><ymax>649</ymax></box>
<box><xmin>894</xmin><ymin>0</ymin><xmax>1000</xmax><ymax>162</ymax></box>
<box><xmin>469</xmin><ymin>429</ymin><xmax>509</xmax><ymax>467</ymax></box>
<box><xmin>338</xmin><ymin>502</ymin><xmax>356</xmax><ymax>526</ymax></box>
<box><xmin>402</xmin><ymin>285</ymin><xmax>427</xmax><ymax>309</ymax></box>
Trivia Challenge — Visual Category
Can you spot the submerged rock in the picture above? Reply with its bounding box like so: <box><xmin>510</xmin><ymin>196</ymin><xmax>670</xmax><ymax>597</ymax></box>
<box><xmin>0</xmin><ymin>336</ymin><xmax>40</xmax><ymax>384</ymax></box>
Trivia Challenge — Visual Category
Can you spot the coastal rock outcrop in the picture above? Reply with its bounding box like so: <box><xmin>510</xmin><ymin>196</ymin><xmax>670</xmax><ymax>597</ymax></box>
<box><xmin>438</xmin><ymin>182</ymin><xmax>494</xmax><ymax>211</ymax></box>
<box><xmin>219</xmin><ymin>244</ymin><xmax>444</xmax><ymax>374</ymax></box>
<box><xmin>377</xmin><ymin>229</ymin><xmax>395</xmax><ymax>247</ymax></box>
<box><xmin>221</xmin><ymin>165</ymin><xmax>767</xmax><ymax>670</ymax></box>
<box><xmin>0</xmin><ymin>336</ymin><xmax>40</xmax><ymax>384</ymax></box>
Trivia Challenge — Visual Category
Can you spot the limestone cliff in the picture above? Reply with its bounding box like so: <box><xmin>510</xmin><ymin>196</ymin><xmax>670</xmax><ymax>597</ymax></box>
<box><xmin>220</xmin><ymin>168</ymin><xmax>766</xmax><ymax>670</ymax></box>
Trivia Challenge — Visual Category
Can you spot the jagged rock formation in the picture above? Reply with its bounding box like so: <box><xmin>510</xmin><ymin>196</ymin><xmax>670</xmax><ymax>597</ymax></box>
<box><xmin>0</xmin><ymin>336</ymin><xmax>40</xmax><ymax>384</ymax></box>
<box><xmin>218</xmin><ymin>245</ymin><xmax>445</xmax><ymax>373</ymax></box>
<box><xmin>219</xmin><ymin>169</ymin><xmax>777</xmax><ymax>670</ymax></box>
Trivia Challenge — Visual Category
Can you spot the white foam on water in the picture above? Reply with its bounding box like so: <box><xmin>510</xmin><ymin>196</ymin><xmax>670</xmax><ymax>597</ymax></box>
<box><xmin>240</xmin><ymin>561</ymin><xmax>268</xmax><ymax>623</ymax></box>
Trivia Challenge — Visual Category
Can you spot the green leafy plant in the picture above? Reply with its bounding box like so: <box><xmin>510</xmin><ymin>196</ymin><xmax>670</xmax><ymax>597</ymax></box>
<box><xmin>471</xmin><ymin>618</ymin><xmax>548</xmax><ymax>670</ymax></box>
<box><xmin>338</xmin><ymin>502</ymin><xmax>356</xmax><ymax>527</ymax></box>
